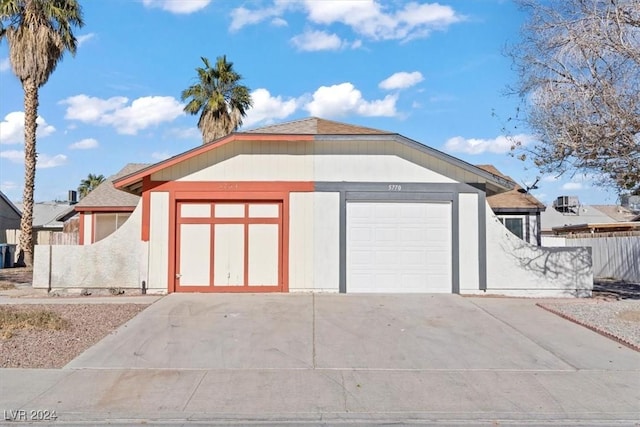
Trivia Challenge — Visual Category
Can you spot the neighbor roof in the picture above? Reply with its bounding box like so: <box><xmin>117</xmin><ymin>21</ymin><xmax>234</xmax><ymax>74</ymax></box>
<box><xmin>114</xmin><ymin>117</ymin><xmax>515</xmax><ymax>195</ymax></box>
<box><xmin>75</xmin><ymin>163</ymin><xmax>149</xmax><ymax>210</ymax></box>
<box><xmin>590</xmin><ymin>205</ymin><xmax>639</xmax><ymax>222</ymax></box>
<box><xmin>541</xmin><ymin>204</ymin><xmax>617</xmax><ymax>231</ymax></box>
<box><xmin>247</xmin><ymin>117</ymin><xmax>393</xmax><ymax>135</ymax></box>
<box><xmin>14</xmin><ymin>201</ymin><xmax>70</xmax><ymax>229</ymax></box>
<box><xmin>0</xmin><ymin>190</ymin><xmax>21</xmax><ymax>219</ymax></box>
<box><xmin>477</xmin><ymin>165</ymin><xmax>545</xmax><ymax>211</ymax></box>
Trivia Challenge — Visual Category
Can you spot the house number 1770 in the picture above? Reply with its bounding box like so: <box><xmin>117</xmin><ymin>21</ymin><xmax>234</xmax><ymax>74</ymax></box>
<box><xmin>388</xmin><ymin>184</ymin><xmax>402</xmax><ymax>191</ymax></box>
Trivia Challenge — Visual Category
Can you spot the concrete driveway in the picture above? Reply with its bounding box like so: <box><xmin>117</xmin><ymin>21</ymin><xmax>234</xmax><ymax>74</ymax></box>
<box><xmin>3</xmin><ymin>294</ymin><xmax>639</xmax><ymax>425</ymax></box>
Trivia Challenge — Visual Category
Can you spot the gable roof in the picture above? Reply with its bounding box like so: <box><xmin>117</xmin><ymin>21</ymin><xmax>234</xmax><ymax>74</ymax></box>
<box><xmin>477</xmin><ymin>165</ymin><xmax>545</xmax><ymax>212</ymax></box>
<box><xmin>75</xmin><ymin>163</ymin><xmax>149</xmax><ymax>210</ymax></box>
<box><xmin>0</xmin><ymin>190</ymin><xmax>21</xmax><ymax>218</ymax></box>
<box><xmin>590</xmin><ymin>205</ymin><xmax>639</xmax><ymax>222</ymax></box>
<box><xmin>541</xmin><ymin>204</ymin><xmax>618</xmax><ymax>231</ymax></box>
<box><xmin>247</xmin><ymin>117</ymin><xmax>393</xmax><ymax>135</ymax></box>
<box><xmin>114</xmin><ymin>117</ymin><xmax>515</xmax><ymax>195</ymax></box>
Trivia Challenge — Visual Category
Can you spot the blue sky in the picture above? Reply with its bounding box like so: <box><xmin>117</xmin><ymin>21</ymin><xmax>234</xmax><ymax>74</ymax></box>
<box><xmin>0</xmin><ymin>0</ymin><xmax>618</xmax><ymax>205</ymax></box>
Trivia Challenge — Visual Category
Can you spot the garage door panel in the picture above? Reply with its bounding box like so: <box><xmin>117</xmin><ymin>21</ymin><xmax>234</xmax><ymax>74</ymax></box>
<box><xmin>213</xmin><ymin>224</ymin><xmax>245</xmax><ymax>286</ymax></box>
<box><xmin>347</xmin><ymin>201</ymin><xmax>452</xmax><ymax>293</ymax></box>
<box><xmin>178</xmin><ymin>224</ymin><xmax>211</xmax><ymax>286</ymax></box>
<box><xmin>248</xmin><ymin>224</ymin><xmax>279</xmax><ymax>286</ymax></box>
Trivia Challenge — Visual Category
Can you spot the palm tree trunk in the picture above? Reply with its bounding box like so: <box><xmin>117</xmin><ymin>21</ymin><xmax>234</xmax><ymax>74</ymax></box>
<box><xmin>19</xmin><ymin>78</ymin><xmax>38</xmax><ymax>267</ymax></box>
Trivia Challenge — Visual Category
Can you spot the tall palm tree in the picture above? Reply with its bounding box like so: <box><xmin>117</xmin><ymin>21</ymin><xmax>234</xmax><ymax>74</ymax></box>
<box><xmin>0</xmin><ymin>0</ymin><xmax>84</xmax><ymax>266</ymax></box>
<box><xmin>181</xmin><ymin>55</ymin><xmax>252</xmax><ymax>144</ymax></box>
<box><xmin>78</xmin><ymin>173</ymin><xmax>105</xmax><ymax>199</ymax></box>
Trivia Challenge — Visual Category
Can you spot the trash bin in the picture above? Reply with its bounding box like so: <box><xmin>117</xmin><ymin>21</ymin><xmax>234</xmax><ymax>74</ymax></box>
<box><xmin>5</xmin><ymin>244</ymin><xmax>16</xmax><ymax>268</ymax></box>
<box><xmin>0</xmin><ymin>244</ymin><xmax>6</xmax><ymax>269</ymax></box>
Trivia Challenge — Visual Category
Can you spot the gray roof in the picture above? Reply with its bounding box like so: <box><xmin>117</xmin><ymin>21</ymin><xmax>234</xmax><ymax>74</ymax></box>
<box><xmin>247</xmin><ymin>117</ymin><xmax>393</xmax><ymax>135</ymax></box>
<box><xmin>76</xmin><ymin>163</ymin><xmax>149</xmax><ymax>208</ymax></box>
<box><xmin>14</xmin><ymin>201</ymin><xmax>71</xmax><ymax>229</ymax></box>
<box><xmin>541</xmin><ymin>204</ymin><xmax>618</xmax><ymax>231</ymax></box>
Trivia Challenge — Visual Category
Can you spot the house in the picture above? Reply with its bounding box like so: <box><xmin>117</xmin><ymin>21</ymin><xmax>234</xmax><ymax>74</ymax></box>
<box><xmin>0</xmin><ymin>190</ymin><xmax>21</xmax><ymax>243</ymax></box>
<box><xmin>476</xmin><ymin>165</ymin><xmax>545</xmax><ymax>246</ymax></box>
<box><xmin>72</xmin><ymin>164</ymin><xmax>148</xmax><ymax>244</ymax></box>
<box><xmin>33</xmin><ymin>117</ymin><xmax>593</xmax><ymax>297</ymax></box>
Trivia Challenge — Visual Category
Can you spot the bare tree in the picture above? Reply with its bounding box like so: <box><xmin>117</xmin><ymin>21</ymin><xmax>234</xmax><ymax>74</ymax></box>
<box><xmin>509</xmin><ymin>0</ymin><xmax>640</xmax><ymax>193</ymax></box>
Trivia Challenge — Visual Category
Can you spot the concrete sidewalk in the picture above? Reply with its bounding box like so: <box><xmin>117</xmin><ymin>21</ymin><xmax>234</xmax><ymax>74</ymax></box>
<box><xmin>1</xmin><ymin>294</ymin><xmax>639</xmax><ymax>425</ymax></box>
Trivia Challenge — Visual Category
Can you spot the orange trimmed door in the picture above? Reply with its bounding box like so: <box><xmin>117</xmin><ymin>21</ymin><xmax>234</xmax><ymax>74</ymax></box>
<box><xmin>175</xmin><ymin>201</ymin><xmax>283</xmax><ymax>292</ymax></box>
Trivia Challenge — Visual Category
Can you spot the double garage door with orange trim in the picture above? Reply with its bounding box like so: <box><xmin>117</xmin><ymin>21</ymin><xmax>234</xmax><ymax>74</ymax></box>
<box><xmin>175</xmin><ymin>201</ymin><xmax>283</xmax><ymax>292</ymax></box>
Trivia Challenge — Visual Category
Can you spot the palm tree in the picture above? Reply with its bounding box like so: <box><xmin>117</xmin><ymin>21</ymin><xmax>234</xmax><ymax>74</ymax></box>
<box><xmin>78</xmin><ymin>173</ymin><xmax>105</xmax><ymax>199</ymax></box>
<box><xmin>181</xmin><ymin>55</ymin><xmax>252</xmax><ymax>144</ymax></box>
<box><xmin>0</xmin><ymin>0</ymin><xmax>84</xmax><ymax>266</ymax></box>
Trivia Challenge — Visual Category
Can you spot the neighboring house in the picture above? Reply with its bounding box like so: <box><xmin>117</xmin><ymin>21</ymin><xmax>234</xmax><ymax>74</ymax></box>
<box><xmin>12</xmin><ymin>200</ymin><xmax>75</xmax><ymax>245</ymax></box>
<box><xmin>73</xmin><ymin>164</ymin><xmax>148</xmax><ymax>244</ymax></box>
<box><xmin>33</xmin><ymin>117</ymin><xmax>593</xmax><ymax>297</ymax></box>
<box><xmin>0</xmin><ymin>191</ymin><xmax>21</xmax><ymax>243</ymax></box>
<box><xmin>477</xmin><ymin>165</ymin><xmax>545</xmax><ymax>246</ymax></box>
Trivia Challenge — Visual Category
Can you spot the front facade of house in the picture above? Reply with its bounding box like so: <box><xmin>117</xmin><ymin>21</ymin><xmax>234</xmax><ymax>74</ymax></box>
<box><xmin>34</xmin><ymin>118</ymin><xmax>593</xmax><ymax>297</ymax></box>
<box><xmin>115</xmin><ymin>118</ymin><xmax>515</xmax><ymax>294</ymax></box>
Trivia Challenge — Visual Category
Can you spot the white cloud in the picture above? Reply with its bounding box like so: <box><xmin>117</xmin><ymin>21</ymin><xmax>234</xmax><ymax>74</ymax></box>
<box><xmin>77</xmin><ymin>33</ymin><xmax>95</xmax><ymax>47</ymax></box>
<box><xmin>69</xmin><ymin>138</ymin><xmax>99</xmax><ymax>150</ymax></box>
<box><xmin>0</xmin><ymin>58</ymin><xmax>10</xmax><ymax>72</ymax></box>
<box><xmin>243</xmin><ymin>88</ymin><xmax>298</xmax><ymax>127</ymax></box>
<box><xmin>0</xmin><ymin>112</ymin><xmax>56</xmax><ymax>144</ymax></box>
<box><xmin>142</xmin><ymin>0</ymin><xmax>210</xmax><ymax>14</ymax></box>
<box><xmin>231</xmin><ymin>1</ymin><xmax>463</xmax><ymax>42</ymax></box>
<box><xmin>230</xmin><ymin>4</ymin><xmax>287</xmax><ymax>31</ymax></box>
<box><xmin>0</xmin><ymin>150</ymin><xmax>23</xmax><ymax>163</ymax></box>
<box><xmin>164</xmin><ymin>127</ymin><xmax>201</xmax><ymax>140</ymax></box>
<box><xmin>0</xmin><ymin>150</ymin><xmax>67</xmax><ymax>168</ymax></box>
<box><xmin>60</xmin><ymin>95</ymin><xmax>184</xmax><ymax>135</ymax></box>
<box><xmin>379</xmin><ymin>71</ymin><xmax>424</xmax><ymax>90</ymax></box>
<box><xmin>0</xmin><ymin>181</ymin><xmax>18</xmax><ymax>192</ymax></box>
<box><xmin>151</xmin><ymin>151</ymin><xmax>171</xmax><ymax>160</ymax></box>
<box><xmin>305</xmin><ymin>83</ymin><xmax>397</xmax><ymax>118</ymax></box>
<box><xmin>444</xmin><ymin>134</ymin><xmax>535</xmax><ymax>155</ymax></box>
<box><xmin>291</xmin><ymin>30</ymin><xmax>345</xmax><ymax>51</ymax></box>
<box><xmin>37</xmin><ymin>154</ymin><xmax>68</xmax><ymax>169</ymax></box>
<box><xmin>562</xmin><ymin>182</ymin><xmax>584</xmax><ymax>191</ymax></box>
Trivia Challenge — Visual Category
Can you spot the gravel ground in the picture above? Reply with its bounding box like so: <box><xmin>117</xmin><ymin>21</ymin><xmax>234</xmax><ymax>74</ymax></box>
<box><xmin>538</xmin><ymin>299</ymin><xmax>640</xmax><ymax>351</ymax></box>
<box><xmin>0</xmin><ymin>303</ymin><xmax>148</xmax><ymax>368</ymax></box>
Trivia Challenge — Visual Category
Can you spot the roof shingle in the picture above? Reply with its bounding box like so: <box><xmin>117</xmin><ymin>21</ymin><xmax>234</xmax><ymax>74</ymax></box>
<box><xmin>247</xmin><ymin>117</ymin><xmax>393</xmax><ymax>135</ymax></box>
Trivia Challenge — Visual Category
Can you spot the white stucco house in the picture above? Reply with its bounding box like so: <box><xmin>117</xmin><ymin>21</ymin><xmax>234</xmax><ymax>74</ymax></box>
<box><xmin>33</xmin><ymin>118</ymin><xmax>593</xmax><ymax>297</ymax></box>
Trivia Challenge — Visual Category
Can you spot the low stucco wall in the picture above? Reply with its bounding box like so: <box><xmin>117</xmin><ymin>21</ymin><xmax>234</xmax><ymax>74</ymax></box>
<box><xmin>33</xmin><ymin>203</ymin><xmax>153</xmax><ymax>292</ymax></box>
<box><xmin>476</xmin><ymin>204</ymin><xmax>593</xmax><ymax>297</ymax></box>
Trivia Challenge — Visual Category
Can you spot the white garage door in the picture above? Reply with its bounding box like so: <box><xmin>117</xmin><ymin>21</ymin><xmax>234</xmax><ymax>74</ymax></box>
<box><xmin>347</xmin><ymin>202</ymin><xmax>452</xmax><ymax>293</ymax></box>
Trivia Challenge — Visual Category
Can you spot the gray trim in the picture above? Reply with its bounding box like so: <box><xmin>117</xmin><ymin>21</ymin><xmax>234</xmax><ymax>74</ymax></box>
<box><xmin>536</xmin><ymin>211</ymin><xmax>542</xmax><ymax>246</ymax></box>
<box><xmin>322</xmin><ymin>181</ymin><xmax>488</xmax><ymax>294</ymax></box>
<box><xmin>525</xmin><ymin>215</ymin><xmax>531</xmax><ymax>244</ymax></box>
<box><xmin>491</xmin><ymin>207</ymin><xmax>545</xmax><ymax>214</ymax></box>
<box><xmin>339</xmin><ymin>191</ymin><xmax>347</xmax><ymax>294</ymax></box>
<box><xmin>478</xmin><ymin>192</ymin><xmax>487</xmax><ymax>291</ymax></box>
<box><xmin>315</xmin><ymin>182</ymin><xmax>479</xmax><ymax>194</ymax></box>
<box><xmin>451</xmin><ymin>196</ymin><xmax>460</xmax><ymax>294</ymax></box>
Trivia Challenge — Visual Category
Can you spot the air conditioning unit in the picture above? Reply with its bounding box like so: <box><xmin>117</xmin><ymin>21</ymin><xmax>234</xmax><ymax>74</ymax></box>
<box><xmin>553</xmin><ymin>196</ymin><xmax>580</xmax><ymax>214</ymax></box>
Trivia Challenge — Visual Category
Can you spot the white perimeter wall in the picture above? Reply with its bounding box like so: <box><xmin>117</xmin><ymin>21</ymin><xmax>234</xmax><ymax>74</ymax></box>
<box><xmin>458</xmin><ymin>193</ymin><xmax>480</xmax><ymax>291</ymax></box>
<box><xmin>33</xmin><ymin>202</ymin><xmax>149</xmax><ymax>291</ymax></box>
<box><xmin>482</xmin><ymin>204</ymin><xmax>593</xmax><ymax>297</ymax></box>
<box><xmin>289</xmin><ymin>192</ymin><xmax>340</xmax><ymax>292</ymax></box>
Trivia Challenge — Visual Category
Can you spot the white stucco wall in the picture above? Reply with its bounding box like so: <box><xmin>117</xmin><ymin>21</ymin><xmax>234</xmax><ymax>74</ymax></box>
<box><xmin>289</xmin><ymin>192</ymin><xmax>340</xmax><ymax>292</ymax></box>
<box><xmin>147</xmin><ymin>192</ymin><xmax>170</xmax><ymax>291</ymax></box>
<box><xmin>458</xmin><ymin>193</ymin><xmax>480</xmax><ymax>291</ymax></box>
<box><xmin>481</xmin><ymin>204</ymin><xmax>592</xmax><ymax>297</ymax></box>
<box><xmin>33</xmin><ymin>202</ymin><xmax>150</xmax><ymax>292</ymax></box>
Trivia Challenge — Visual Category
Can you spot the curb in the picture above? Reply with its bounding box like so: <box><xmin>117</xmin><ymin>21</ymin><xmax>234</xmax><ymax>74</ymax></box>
<box><xmin>537</xmin><ymin>303</ymin><xmax>640</xmax><ymax>352</ymax></box>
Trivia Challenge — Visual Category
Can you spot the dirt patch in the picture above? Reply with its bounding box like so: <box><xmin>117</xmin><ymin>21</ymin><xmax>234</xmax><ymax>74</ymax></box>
<box><xmin>0</xmin><ymin>304</ymin><xmax>148</xmax><ymax>368</ymax></box>
<box><xmin>0</xmin><ymin>306</ymin><xmax>69</xmax><ymax>339</ymax></box>
<box><xmin>617</xmin><ymin>310</ymin><xmax>640</xmax><ymax>322</ymax></box>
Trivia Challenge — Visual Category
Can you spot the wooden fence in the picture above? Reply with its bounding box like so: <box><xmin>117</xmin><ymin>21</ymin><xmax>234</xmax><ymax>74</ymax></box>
<box><xmin>1</xmin><ymin>229</ymin><xmax>78</xmax><ymax>246</ymax></box>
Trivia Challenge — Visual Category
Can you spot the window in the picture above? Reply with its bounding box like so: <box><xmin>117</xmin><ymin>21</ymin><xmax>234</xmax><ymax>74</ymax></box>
<box><xmin>93</xmin><ymin>212</ymin><xmax>132</xmax><ymax>242</ymax></box>
<box><xmin>498</xmin><ymin>217</ymin><xmax>524</xmax><ymax>240</ymax></box>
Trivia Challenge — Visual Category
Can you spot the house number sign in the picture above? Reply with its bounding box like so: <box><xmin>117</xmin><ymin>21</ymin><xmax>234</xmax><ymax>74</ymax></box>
<box><xmin>388</xmin><ymin>184</ymin><xmax>402</xmax><ymax>191</ymax></box>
